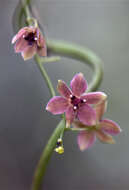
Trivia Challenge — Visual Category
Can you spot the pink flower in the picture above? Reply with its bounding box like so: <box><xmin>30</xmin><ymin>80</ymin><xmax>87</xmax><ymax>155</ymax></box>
<box><xmin>12</xmin><ymin>26</ymin><xmax>47</xmax><ymax>60</ymax></box>
<box><xmin>73</xmin><ymin>101</ymin><xmax>122</xmax><ymax>151</ymax></box>
<box><xmin>46</xmin><ymin>73</ymin><xmax>107</xmax><ymax>127</ymax></box>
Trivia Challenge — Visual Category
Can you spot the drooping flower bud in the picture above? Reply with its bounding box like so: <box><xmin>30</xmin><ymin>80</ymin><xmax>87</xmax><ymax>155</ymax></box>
<box><xmin>12</xmin><ymin>26</ymin><xmax>47</xmax><ymax>60</ymax></box>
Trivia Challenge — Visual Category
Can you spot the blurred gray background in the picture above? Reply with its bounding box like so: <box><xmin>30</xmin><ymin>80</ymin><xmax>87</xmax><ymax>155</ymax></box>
<box><xmin>0</xmin><ymin>0</ymin><xmax>129</xmax><ymax>189</ymax></box>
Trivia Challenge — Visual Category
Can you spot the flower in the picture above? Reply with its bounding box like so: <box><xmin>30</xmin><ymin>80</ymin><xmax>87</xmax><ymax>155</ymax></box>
<box><xmin>12</xmin><ymin>26</ymin><xmax>47</xmax><ymax>60</ymax></box>
<box><xmin>73</xmin><ymin>101</ymin><xmax>122</xmax><ymax>151</ymax></box>
<box><xmin>46</xmin><ymin>73</ymin><xmax>107</xmax><ymax>127</ymax></box>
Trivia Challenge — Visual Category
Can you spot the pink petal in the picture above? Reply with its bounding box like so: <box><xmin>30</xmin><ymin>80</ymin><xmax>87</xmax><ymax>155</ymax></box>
<box><xmin>21</xmin><ymin>45</ymin><xmax>37</xmax><ymax>60</ymax></box>
<box><xmin>100</xmin><ymin>119</ymin><xmax>122</xmax><ymax>136</ymax></box>
<box><xmin>77</xmin><ymin>131</ymin><xmax>96</xmax><ymax>151</ymax></box>
<box><xmin>65</xmin><ymin>106</ymin><xmax>75</xmax><ymax>127</ymax></box>
<box><xmin>94</xmin><ymin>100</ymin><xmax>107</xmax><ymax>121</ymax></box>
<box><xmin>12</xmin><ymin>27</ymin><xmax>29</xmax><ymax>44</ymax></box>
<box><xmin>46</xmin><ymin>96</ymin><xmax>68</xmax><ymax>115</ymax></box>
<box><xmin>14</xmin><ymin>38</ymin><xmax>28</xmax><ymax>53</ymax></box>
<box><xmin>70</xmin><ymin>73</ymin><xmax>87</xmax><ymax>97</ymax></box>
<box><xmin>57</xmin><ymin>80</ymin><xmax>72</xmax><ymax>99</ymax></box>
<box><xmin>96</xmin><ymin>130</ymin><xmax>115</xmax><ymax>144</ymax></box>
<box><xmin>37</xmin><ymin>47</ymin><xmax>47</xmax><ymax>57</ymax></box>
<box><xmin>82</xmin><ymin>92</ymin><xmax>107</xmax><ymax>105</ymax></box>
<box><xmin>78</xmin><ymin>104</ymin><xmax>96</xmax><ymax>126</ymax></box>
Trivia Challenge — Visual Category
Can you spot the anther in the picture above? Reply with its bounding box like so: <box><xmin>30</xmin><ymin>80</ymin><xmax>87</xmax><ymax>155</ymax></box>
<box><xmin>73</xmin><ymin>106</ymin><xmax>77</xmax><ymax>110</ymax></box>
<box><xmin>83</xmin><ymin>99</ymin><xmax>86</xmax><ymax>103</ymax></box>
<box><xmin>23</xmin><ymin>35</ymin><xmax>25</xmax><ymax>38</ymax></box>
<box><xmin>35</xmin><ymin>37</ymin><xmax>38</xmax><ymax>41</ymax></box>
<box><xmin>70</xmin><ymin>94</ymin><xmax>73</xmax><ymax>98</ymax></box>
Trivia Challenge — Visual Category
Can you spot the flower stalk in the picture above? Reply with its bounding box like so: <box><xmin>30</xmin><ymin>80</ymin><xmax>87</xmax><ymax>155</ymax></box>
<box><xmin>34</xmin><ymin>55</ymin><xmax>56</xmax><ymax>97</ymax></box>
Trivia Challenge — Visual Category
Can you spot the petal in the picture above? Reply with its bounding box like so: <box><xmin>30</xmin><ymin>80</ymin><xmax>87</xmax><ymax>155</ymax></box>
<box><xmin>57</xmin><ymin>80</ymin><xmax>72</xmax><ymax>99</ymax></box>
<box><xmin>96</xmin><ymin>130</ymin><xmax>115</xmax><ymax>144</ymax></box>
<box><xmin>77</xmin><ymin>131</ymin><xmax>96</xmax><ymax>151</ymax></box>
<box><xmin>21</xmin><ymin>45</ymin><xmax>37</xmax><ymax>60</ymax></box>
<box><xmin>100</xmin><ymin>119</ymin><xmax>122</xmax><ymax>136</ymax></box>
<box><xmin>37</xmin><ymin>47</ymin><xmax>47</xmax><ymax>57</ymax></box>
<box><xmin>94</xmin><ymin>100</ymin><xmax>107</xmax><ymax>121</ymax></box>
<box><xmin>12</xmin><ymin>27</ymin><xmax>29</xmax><ymax>44</ymax></box>
<box><xmin>70</xmin><ymin>73</ymin><xmax>87</xmax><ymax>97</ymax></box>
<box><xmin>14</xmin><ymin>38</ymin><xmax>28</xmax><ymax>53</ymax></box>
<box><xmin>78</xmin><ymin>104</ymin><xmax>96</xmax><ymax>126</ymax></box>
<box><xmin>82</xmin><ymin>92</ymin><xmax>107</xmax><ymax>105</ymax></box>
<box><xmin>65</xmin><ymin>106</ymin><xmax>75</xmax><ymax>127</ymax></box>
<box><xmin>46</xmin><ymin>96</ymin><xmax>68</xmax><ymax>115</ymax></box>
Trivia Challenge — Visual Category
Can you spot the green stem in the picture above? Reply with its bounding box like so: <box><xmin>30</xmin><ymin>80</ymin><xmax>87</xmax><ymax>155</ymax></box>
<box><xmin>34</xmin><ymin>55</ymin><xmax>56</xmax><ymax>97</ymax></box>
<box><xmin>32</xmin><ymin>118</ymin><xmax>66</xmax><ymax>190</ymax></box>
<box><xmin>40</xmin><ymin>56</ymin><xmax>61</xmax><ymax>64</ymax></box>
<box><xmin>13</xmin><ymin>1</ymin><xmax>103</xmax><ymax>190</ymax></box>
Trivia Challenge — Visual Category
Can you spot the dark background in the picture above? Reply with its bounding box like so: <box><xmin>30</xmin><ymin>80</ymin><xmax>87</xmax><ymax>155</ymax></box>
<box><xmin>0</xmin><ymin>0</ymin><xmax>128</xmax><ymax>189</ymax></box>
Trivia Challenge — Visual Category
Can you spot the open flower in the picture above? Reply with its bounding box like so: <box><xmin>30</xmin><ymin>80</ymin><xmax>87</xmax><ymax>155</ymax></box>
<box><xmin>73</xmin><ymin>101</ymin><xmax>122</xmax><ymax>151</ymax></box>
<box><xmin>46</xmin><ymin>73</ymin><xmax>107</xmax><ymax>127</ymax></box>
<box><xmin>12</xmin><ymin>26</ymin><xmax>47</xmax><ymax>60</ymax></box>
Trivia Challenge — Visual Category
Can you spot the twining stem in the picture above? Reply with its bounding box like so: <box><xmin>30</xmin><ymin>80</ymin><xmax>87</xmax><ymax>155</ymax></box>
<box><xmin>40</xmin><ymin>56</ymin><xmax>61</xmax><ymax>63</ymax></box>
<box><xmin>47</xmin><ymin>40</ymin><xmax>103</xmax><ymax>93</ymax></box>
<box><xmin>34</xmin><ymin>55</ymin><xmax>56</xmax><ymax>97</ymax></box>
<box><xmin>13</xmin><ymin>0</ymin><xmax>103</xmax><ymax>190</ymax></box>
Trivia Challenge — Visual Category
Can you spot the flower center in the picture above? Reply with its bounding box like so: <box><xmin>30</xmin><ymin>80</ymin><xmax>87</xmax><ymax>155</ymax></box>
<box><xmin>70</xmin><ymin>95</ymin><xmax>86</xmax><ymax>110</ymax></box>
<box><xmin>24</xmin><ymin>32</ymin><xmax>37</xmax><ymax>45</ymax></box>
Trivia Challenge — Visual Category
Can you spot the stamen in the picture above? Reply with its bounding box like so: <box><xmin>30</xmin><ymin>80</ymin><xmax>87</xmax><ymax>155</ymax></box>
<box><xmin>83</xmin><ymin>99</ymin><xmax>86</xmax><ymax>103</ymax></box>
<box><xmin>24</xmin><ymin>32</ymin><xmax>35</xmax><ymax>44</ymax></box>
<box><xmin>35</xmin><ymin>37</ymin><xmax>38</xmax><ymax>41</ymax></box>
<box><xmin>73</xmin><ymin>106</ymin><xmax>77</xmax><ymax>110</ymax></box>
<box><xmin>70</xmin><ymin>94</ymin><xmax>73</xmax><ymax>98</ymax></box>
<box><xmin>23</xmin><ymin>35</ymin><xmax>25</xmax><ymax>38</ymax></box>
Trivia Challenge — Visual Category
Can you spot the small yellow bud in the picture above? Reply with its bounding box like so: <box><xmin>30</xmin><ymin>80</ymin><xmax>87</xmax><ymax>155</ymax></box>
<box><xmin>55</xmin><ymin>148</ymin><xmax>59</xmax><ymax>153</ymax></box>
<box><xmin>58</xmin><ymin>146</ymin><xmax>64</xmax><ymax>154</ymax></box>
<box><xmin>55</xmin><ymin>146</ymin><xmax>64</xmax><ymax>154</ymax></box>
